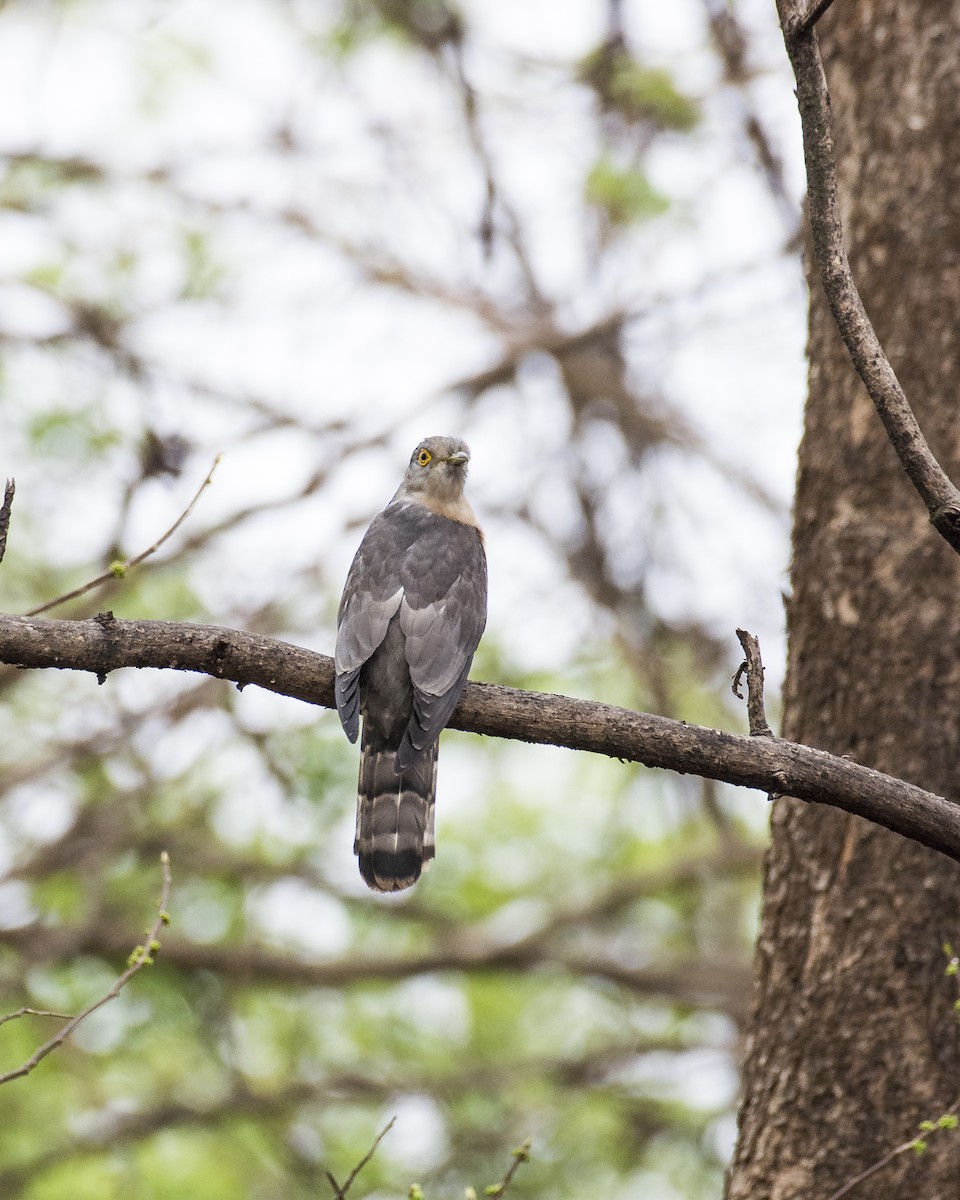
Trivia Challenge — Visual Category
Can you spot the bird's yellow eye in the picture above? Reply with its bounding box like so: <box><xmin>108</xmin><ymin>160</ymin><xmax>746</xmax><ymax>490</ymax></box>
<box><xmin>417</xmin><ymin>448</ymin><xmax>432</xmax><ymax>466</ymax></box>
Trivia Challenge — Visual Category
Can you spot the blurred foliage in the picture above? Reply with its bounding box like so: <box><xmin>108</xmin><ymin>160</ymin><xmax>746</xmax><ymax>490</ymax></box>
<box><xmin>585</xmin><ymin>155</ymin><xmax>669</xmax><ymax>226</ymax></box>
<box><xmin>0</xmin><ymin>0</ymin><xmax>801</xmax><ymax>1197</ymax></box>
<box><xmin>580</xmin><ymin>45</ymin><xmax>701</xmax><ymax>133</ymax></box>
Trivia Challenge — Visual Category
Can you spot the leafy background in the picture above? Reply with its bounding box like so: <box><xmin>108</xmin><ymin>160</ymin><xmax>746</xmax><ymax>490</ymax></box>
<box><xmin>0</xmin><ymin>1</ymin><xmax>803</xmax><ymax>1196</ymax></box>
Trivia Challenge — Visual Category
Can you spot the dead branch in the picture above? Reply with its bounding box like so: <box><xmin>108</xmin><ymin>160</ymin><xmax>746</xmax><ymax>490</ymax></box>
<box><xmin>0</xmin><ymin>479</ymin><xmax>14</xmax><ymax>565</ymax></box>
<box><xmin>733</xmin><ymin>628</ymin><xmax>774</xmax><ymax>738</ymax></box>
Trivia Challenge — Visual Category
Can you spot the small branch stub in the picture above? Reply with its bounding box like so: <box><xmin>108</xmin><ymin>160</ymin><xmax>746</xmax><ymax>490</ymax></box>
<box><xmin>0</xmin><ymin>479</ymin><xmax>14</xmax><ymax>566</ymax></box>
<box><xmin>733</xmin><ymin>629</ymin><xmax>774</xmax><ymax>739</ymax></box>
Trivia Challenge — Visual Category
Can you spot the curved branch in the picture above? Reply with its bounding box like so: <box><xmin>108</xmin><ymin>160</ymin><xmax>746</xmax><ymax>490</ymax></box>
<box><xmin>0</xmin><ymin>613</ymin><xmax>959</xmax><ymax>861</ymax></box>
<box><xmin>777</xmin><ymin>5</ymin><xmax>960</xmax><ymax>551</ymax></box>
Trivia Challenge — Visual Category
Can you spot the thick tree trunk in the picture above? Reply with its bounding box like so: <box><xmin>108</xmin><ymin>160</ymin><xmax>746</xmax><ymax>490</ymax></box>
<box><xmin>727</xmin><ymin>4</ymin><xmax>960</xmax><ymax>1198</ymax></box>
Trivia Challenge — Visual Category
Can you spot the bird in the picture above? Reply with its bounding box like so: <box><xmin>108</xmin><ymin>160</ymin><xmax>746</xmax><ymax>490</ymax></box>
<box><xmin>335</xmin><ymin>436</ymin><xmax>487</xmax><ymax>892</ymax></box>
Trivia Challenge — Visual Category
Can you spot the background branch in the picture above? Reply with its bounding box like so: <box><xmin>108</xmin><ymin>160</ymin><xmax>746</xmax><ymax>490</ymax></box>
<box><xmin>0</xmin><ymin>614</ymin><xmax>958</xmax><ymax>863</ymax></box>
<box><xmin>0</xmin><ymin>922</ymin><xmax>749</xmax><ymax>1019</ymax></box>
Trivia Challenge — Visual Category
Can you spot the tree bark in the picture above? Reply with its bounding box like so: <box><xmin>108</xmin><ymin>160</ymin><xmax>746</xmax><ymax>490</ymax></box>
<box><xmin>727</xmin><ymin>4</ymin><xmax>960</xmax><ymax>1198</ymax></box>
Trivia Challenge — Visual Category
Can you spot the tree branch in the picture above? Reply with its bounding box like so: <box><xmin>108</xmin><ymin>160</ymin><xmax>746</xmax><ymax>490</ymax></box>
<box><xmin>777</xmin><ymin>4</ymin><xmax>960</xmax><ymax>552</ymax></box>
<box><xmin>0</xmin><ymin>614</ymin><xmax>959</xmax><ymax>864</ymax></box>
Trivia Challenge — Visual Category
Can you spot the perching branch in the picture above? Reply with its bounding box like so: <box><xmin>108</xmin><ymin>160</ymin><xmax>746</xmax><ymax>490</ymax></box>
<box><xmin>0</xmin><ymin>852</ymin><xmax>171</xmax><ymax>1086</ymax></box>
<box><xmin>777</xmin><ymin>3</ymin><xmax>960</xmax><ymax>552</ymax></box>
<box><xmin>1</xmin><ymin>614</ymin><xmax>960</xmax><ymax>864</ymax></box>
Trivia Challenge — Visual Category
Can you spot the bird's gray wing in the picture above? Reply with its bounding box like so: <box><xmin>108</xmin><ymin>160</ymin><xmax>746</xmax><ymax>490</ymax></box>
<box><xmin>336</xmin><ymin>502</ymin><xmax>487</xmax><ymax>755</ymax></box>
<box><xmin>334</xmin><ymin>511</ymin><xmax>407</xmax><ymax>741</ymax></box>
<box><xmin>397</xmin><ymin>511</ymin><xmax>487</xmax><ymax>762</ymax></box>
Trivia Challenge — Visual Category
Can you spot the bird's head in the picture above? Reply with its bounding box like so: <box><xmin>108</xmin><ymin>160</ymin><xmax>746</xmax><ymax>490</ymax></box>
<box><xmin>397</xmin><ymin>436</ymin><xmax>471</xmax><ymax>504</ymax></box>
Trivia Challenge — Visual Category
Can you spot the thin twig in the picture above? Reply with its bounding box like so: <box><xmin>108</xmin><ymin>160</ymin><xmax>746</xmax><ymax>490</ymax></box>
<box><xmin>0</xmin><ymin>1007</ymin><xmax>73</xmax><ymax>1029</ymax></box>
<box><xmin>325</xmin><ymin>1117</ymin><xmax>396</xmax><ymax>1199</ymax></box>
<box><xmin>0</xmin><ymin>852</ymin><xmax>172</xmax><ymax>1086</ymax></box>
<box><xmin>822</xmin><ymin>1135</ymin><xmax>927</xmax><ymax>1200</ymax></box>
<box><xmin>0</xmin><ymin>478</ymin><xmax>14</xmax><ymax>565</ymax></box>
<box><xmin>823</xmin><ymin>947</ymin><xmax>960</xmax><ymax>1199</ymax></box>
<box><xmin>777</xmin><ymin>5</ymin><xmax>960</xmax><ymax>552</ymax></box>
<box><xmin>484</xmin><ymin>1137</ymin><xmax>532</xmax><ymax>1196</ymax></box>
<box><xmin>25</xmin><ymin>457</ymin><xmax>221</xmax><ymax>617</ymax></box>
<box><xmin>733</xmin><ymin>629</ymin><xmax>774</xmax><ymax>737</ymax></box>
<box><xmin>823</xmin><ymin>1100</ymin><xmax>959</xmax><ymax>1200</ymax></box>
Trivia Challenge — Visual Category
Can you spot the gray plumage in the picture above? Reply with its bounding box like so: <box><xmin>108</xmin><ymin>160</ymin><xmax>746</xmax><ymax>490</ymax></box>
<box><xmin>335</xmin><ymin>436</ymin><xmax>487</xmax><ymax>892</ymax></box>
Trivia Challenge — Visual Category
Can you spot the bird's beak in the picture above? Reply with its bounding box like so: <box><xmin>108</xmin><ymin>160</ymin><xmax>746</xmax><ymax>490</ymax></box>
<box><xmin>445</xmin><ymin>451</ymin><xmax>469</xmax><ymax>466</ymax></box>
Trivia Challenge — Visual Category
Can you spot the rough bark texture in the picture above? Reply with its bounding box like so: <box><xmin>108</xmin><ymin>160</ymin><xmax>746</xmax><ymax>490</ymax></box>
<box><xmin>727</xmin><ymin>4</ymin><xmax>960</xmax><ymax>1198</ymax></box>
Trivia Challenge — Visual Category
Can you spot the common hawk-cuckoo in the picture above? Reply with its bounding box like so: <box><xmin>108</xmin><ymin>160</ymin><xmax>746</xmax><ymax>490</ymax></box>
<box><xmin>335</xmin><ymin>437</ymin><xmax>487</xmax><ymax>892</ymax></box>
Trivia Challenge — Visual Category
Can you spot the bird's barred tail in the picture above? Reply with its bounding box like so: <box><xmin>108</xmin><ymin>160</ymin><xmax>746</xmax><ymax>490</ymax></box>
<box><xmin>354</xmin><ymin>730</ymin><xmax>437</xmax><ymax>892</ymax></box>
